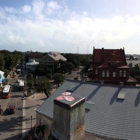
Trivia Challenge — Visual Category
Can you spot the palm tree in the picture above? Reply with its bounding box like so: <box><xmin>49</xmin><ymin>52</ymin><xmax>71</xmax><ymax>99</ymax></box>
<box><xmin>36</xmin><ymin>78</ymin><xmax>52</xmax><ymax>97</ymax></box>
<box><xmin>53</xmin><ymin>73</ymin><xmax>65</xmax><ymax>87</ymax></box>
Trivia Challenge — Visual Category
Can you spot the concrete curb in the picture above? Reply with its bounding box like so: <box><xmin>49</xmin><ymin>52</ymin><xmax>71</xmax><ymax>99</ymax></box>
<box><xmin>26</xmin><ymin>93</ymin><xmax>40</xmax><ymax>100</ymax></box>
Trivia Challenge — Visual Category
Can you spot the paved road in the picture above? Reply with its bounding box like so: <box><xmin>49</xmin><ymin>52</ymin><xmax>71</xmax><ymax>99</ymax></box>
<box><xmin>0</xmin><ymin>74</ymin><xmax>24</xmax><ymax>140</ymax></box>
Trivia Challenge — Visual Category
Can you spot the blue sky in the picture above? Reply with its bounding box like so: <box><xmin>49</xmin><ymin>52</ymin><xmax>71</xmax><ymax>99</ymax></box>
<box><xmin>0</xmin><ymin>0</ymin><xmax>140</xmax><ymax>54</ymax></box>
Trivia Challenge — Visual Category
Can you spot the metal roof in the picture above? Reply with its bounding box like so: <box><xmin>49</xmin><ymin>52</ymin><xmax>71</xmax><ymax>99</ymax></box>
<box><xmin>36</xmin><ymin>80</ymin><xmax>140</xmax><ymax>140</ymax></box>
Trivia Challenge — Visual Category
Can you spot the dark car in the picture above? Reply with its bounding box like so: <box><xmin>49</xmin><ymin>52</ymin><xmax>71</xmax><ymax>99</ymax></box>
<box><xmin>8</xmin><ymin>105</ymin><xmax>16</xmax><ymax>114</ymax></box>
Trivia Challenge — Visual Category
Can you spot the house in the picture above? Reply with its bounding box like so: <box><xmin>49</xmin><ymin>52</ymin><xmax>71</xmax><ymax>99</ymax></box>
<box><xmin>25</xmin><ymin>59</ymin><xmax>39</xmax><ymax>72</ymax></box>
<box><xmin>92</xmin><ymin>47</ymin><xmax>136</xmax><ymax>86</ymax></box>
<box><xmin>39</xmin><ymin>51</ymin><xmax>67</xmax><ymax>63</ymax></box>
<box><xmin>36</xmin><ymin>80</ymin><xmax>140</xmax><ymax>140</ymax></box>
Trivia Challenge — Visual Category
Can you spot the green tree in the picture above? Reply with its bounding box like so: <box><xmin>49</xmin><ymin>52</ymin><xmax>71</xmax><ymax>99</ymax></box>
<box><xmin>27</xmin><ymin>79</ymin><xmax>34</xmax><ymax>89</ymax></box>
<box><xmin>36</xmin><ymin>78</ymin><xmax>52</xmax><ymax>97</ymax></box>
<box><xmin>53</xmin><ymin>73</ymin><xmax>65</xmax><ymax>87</ymax></box>
<box><xmin>27</xmin><ymin>73</ymin><xmax>34</xmax><ymax>81</ymax></box>
<box><xmin>36</xmin><ymin>123</ymin><xmax>46</xmax><ymax>139</ymax></box>
<box><xmin>0</xmin><ymin>55</ymin><xmax>5</xmax><ymax>70</ymax></box>
<box><xmin>35</xmin><ymin>64</ymin><xmax>52</xmax><ymax>78</ymax></box>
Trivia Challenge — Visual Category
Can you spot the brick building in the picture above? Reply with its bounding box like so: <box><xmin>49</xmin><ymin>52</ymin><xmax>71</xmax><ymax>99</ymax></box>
<box><xmin>92</xmin><ymin>47</ymin><xmax>136</xmax><ymax>86</ymax></box>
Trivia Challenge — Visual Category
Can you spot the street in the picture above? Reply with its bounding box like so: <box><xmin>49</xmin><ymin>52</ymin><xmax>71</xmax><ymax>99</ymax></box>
<box><xmin>0</xmin><ymin>73</ymin><xmax>24</xmax><ymax>140</ymax></box>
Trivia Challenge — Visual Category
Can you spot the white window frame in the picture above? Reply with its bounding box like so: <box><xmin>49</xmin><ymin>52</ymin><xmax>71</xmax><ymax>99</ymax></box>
<box><xmin>123</xmin><ymin>70</ymin><xmax>126</xmax><ymax>77</ymax></box>
<box><xmin>106</xmin><ymin>70</ymin><xmax>109</xmax><ymax>77</ymax></box>
<box><xmin>95</xmin><ymin>68</ymin><xmax>98</xmax><ymax>75</ymax></box>
<box><xmin>113</xmin><ymin>72</ymin><xmax>116</xmax><ymax>77</ymax></box>
<box><xmin>102</xmin><ymin>70</ymin><xmax>105</xmax><ymax>77</ymax></box>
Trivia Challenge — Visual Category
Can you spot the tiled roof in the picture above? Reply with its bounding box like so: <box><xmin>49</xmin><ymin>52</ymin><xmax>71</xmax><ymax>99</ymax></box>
<box><xmin>93</xmin><ymin>48</ymin><xmax>127</xmax><ymax>67</ymax></box>
<box><xmin>47</xmin><ymin>51</ymin><xmax>67</xmax><ymax>61</ymax></box>
<box><xmin>36</xmin><ymin>80</ymin><xmax>140</xmax><ymax>140</ymax></box>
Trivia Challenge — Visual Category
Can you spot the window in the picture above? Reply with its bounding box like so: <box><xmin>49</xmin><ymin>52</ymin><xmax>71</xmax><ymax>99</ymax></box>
<box><xmin>106</xmin><ymin>70</ymin><xmax>109</xmax><ymax>77</ymax></box>
<box><xmin>110</xmin><ymin>62</ymin><xmax>117</xmax><ymax>67</ymax></box>
<box><xmin>123</xmin><ymin>70</ymin><xmax>126</xmax><ymax>77</ymax></box>
<box><xmin>102</xmin><ymin>70</ymin><xmax>105</xmax><ymax>77</ymax></box>
<box><xmin>119</xmin><ymin>70</ymin><xmax>122</xmax><ymax>77</ymax></box>
<box><xmin>95</xmin><ymin>68</ymin><xmax>98</xmax><ymax>75</ymax></box>
<box><xmin>113</xmin><ymin>72</ymin><xmax>116</xmax><ymax>77</ymax></box>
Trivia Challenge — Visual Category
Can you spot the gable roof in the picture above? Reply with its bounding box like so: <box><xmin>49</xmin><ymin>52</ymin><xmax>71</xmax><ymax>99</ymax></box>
<box><xmin>26</xmin><ymin>59</ymin><xmax>39</xmax><ymax>65</ymax></box>
<box><xmin>41</xmin><ymin>51</ymin><xmax>67</xmax><ymax>62</ymax></box>
<box><xmin>36</xmin><ymin>80</ymin><xmax>140</xmax><ymax>140</ymax></box>
<box><xmin>93</xmin><ymin>48</ymin><xmax>127</xmax><ymax>67</ymax></box>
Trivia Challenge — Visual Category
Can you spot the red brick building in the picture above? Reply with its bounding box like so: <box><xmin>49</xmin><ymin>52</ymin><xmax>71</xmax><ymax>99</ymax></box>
<box><xmin>92</xmin><ymin>47</ymin><xmax>136</xmax><ymax>86</ymax></box>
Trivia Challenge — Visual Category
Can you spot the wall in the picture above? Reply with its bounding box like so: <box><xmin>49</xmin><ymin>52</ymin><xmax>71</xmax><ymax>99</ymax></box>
<box><xmin>36</xmin><ymin>112</ymin><xmax>53</xmax><ymax>140</ymax></box>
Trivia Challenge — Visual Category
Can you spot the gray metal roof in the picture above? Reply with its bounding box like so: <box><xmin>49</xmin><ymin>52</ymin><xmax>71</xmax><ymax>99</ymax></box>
<box><xmin>36</xmin><ymin>80</ymin><xmax>140</xmax><ymax>140</ymax></box>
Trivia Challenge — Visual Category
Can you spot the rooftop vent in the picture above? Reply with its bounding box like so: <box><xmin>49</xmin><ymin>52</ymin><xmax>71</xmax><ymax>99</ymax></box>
<box><xmin>85</xmin><ymin>101</ymin><xmax>94</xmax><ymax>110</ymax></box>
<box><xmin>117</xmin><ymin>92</ymin><xmax>125</xmax><ymax>100</ymax></box>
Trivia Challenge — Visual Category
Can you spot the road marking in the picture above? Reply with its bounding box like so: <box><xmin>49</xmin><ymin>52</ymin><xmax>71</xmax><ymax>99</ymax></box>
<box><xmin>22</xmin><ymin>99</ymin><xmax>26</xmax><ymax>138</ymax></box>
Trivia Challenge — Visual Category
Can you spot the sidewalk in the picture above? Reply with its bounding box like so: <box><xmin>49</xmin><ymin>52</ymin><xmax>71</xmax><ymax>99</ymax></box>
<box><xmin>22</xmin><ymin>88</ymin><xmax>56</xmax><ymax>139</ymax></box>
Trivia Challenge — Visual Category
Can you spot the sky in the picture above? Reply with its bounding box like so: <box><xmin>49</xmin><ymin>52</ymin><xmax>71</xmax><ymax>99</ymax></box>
<box><xmin>0</xmin><ymin>0</ymin><xmax>140</xmax><ymax>54</ymax></box>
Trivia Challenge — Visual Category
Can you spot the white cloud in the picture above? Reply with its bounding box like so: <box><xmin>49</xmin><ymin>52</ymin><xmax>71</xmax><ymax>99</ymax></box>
<box><xmin>47</xmin><ymin>1</ymin><xmax>61</xmax><ymax>14</ymax></box>
<box><xmin>22</xmin><ymin>5</ymin><xmax>31</xmax><ymax>13</ymax></box>
<box><xmin>0</xmin><ymin>0</ymin><xmax>140</xmax><ymax>53</ymax></box>
<box><xmin>32</xmin><ymin>0</ymin><xmax>45</xmax><ymax>14</ymax></box>
<box><xmin>5</xmin><ymin>7</ymin><xmax>17</xmax><ymax>13</ymax></box>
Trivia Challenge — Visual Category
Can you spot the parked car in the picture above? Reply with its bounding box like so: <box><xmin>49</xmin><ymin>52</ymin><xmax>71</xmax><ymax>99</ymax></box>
<box><xmin>8</xmin><ymin>105</ymin><xmax>16</xmax><ymax>114</ymax></box>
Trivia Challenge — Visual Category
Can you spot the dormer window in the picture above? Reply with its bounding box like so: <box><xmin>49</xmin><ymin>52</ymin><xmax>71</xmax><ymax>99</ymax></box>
<box><xmin>110</xmin><ymin>62</ymin><xmax>117</xmax><ymax>67</ymax></box>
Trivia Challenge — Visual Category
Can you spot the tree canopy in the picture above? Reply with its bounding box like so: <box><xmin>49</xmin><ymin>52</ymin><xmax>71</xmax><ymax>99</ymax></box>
<box><xmin>53</xmin><ymin>73</ymin><xmax>65</xmax><ymax>87</ymax></box>
<box><xmin>36</xmin><ymin>78</ymin><xmax>52</xmax><ymax>97</ymax></box>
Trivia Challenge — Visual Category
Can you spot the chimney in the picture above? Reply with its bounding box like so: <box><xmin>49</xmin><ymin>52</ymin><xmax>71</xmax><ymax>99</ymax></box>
<box><xmin>52</xmin><ymin>94</ymin><xmax>85</xmax><ymax>140</ymax></box>
<box><xmin>102</xmin><ymin>47</ymin><xmax>104</xmax><ymax>61</ymax></box>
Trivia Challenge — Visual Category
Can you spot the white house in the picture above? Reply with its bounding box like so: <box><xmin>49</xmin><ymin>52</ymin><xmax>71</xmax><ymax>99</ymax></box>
<box><xmin>26</xmin><ymin>59</ymin><xmax>39</xmax><ymax>71</ymax></box>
